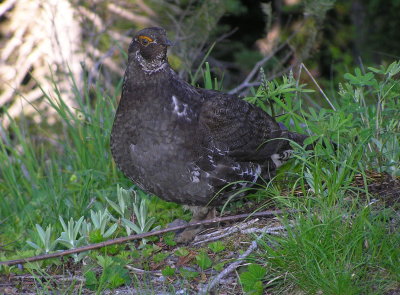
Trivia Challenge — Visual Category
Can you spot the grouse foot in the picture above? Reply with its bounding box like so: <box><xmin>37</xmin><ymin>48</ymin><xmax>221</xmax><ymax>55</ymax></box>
<box><xmin>174</xmin><ymin>206</ymin><xmax>216</xmax><ymax>244</ymax></box>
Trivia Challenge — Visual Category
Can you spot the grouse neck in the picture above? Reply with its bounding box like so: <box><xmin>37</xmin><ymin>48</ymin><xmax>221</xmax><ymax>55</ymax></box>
<box><xmin>135</xmin><ymin>50</ymin><xmax>168</xmax><ymax>75</ymax></box>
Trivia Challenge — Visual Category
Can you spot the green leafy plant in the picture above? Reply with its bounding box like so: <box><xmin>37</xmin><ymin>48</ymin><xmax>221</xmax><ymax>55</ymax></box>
<box><xmin>57</xmin><ymin>216</ymin><xmax>87</xmax><ymax>262</ymax></box>
<box><xmin>89</xmin><ymin>209</ymin><xmax>118</xmax><ymax>241</ymax></box>
<box><xmin>85</xmin><ymin>255</ymin><xmax>130</xmax><ymax>291</ymax></box>
<box><xmin>141</xmin><ymin>244</ymin><xmax>161</xmax><ymax>258</ymax></box>
<box><xmin>195</xmin><ymin>251</ymin><xmax>213</xmax><ymax>270</ymax></box>
<box><xmin>343</xmin><ymin>67</ymin><xmax>377</xmax><ymax>87</ymax></box>
<box><xmin>174</xmin><ymin>247</ymin><xmax>190</xmax><ymax>257</ymax></box>
<box><xmin>339</xmin><ymin>61</ymin><xmax>400</xmax><ymax>176</ymax></box>
<box><xmin>122</xmin><ymin>197</ymin><xmax>158</xmax><ymax>236</ymax></box>
<box><xmin>108</xmin><ymin>186</ymin><xmax>159</xmax><ymax>238</ymax></box>
<box><xmin>163</xmin><ymin>232</ymin><xmax>177</xmax><ymax>246</ymax></box>
<box><xmin>79</xmin><ymin>219</ymin><xmax>92</xmax><ymax>240</ymax></box>
<box><xmin>261</xmin><ymin>205</ymin><xmax>400</xmax><ymax>295</ymax></box>
<box><xmin>239</xmin><ymin>264</ymin><xmax>267</xmax><ymax>295</ymax></box>
<box><xmin>153</xmin><ymin>252</ymin><xmax>169</xmax><ymax>263</ymax></box>
<box><xmin>106</xmin><ymin>186</ymin><xmax>159</xmax><ymax>247</ymax></box>
<box><xmin>245</xmin><ymin>69</ymin><xmax>315</xmax><ymax>133</ymax></box>
<box><xmin>106</xmin><ymin>185</ymin><xmax>131</xmax><ymax>220</ymax></box>
<box><xmin>57</xmin><ymin>216</ymin><xmax>86</xmax><ymax>249</ymax></box>
<box><xmin>208</xmin><ymin>241</ymin><xmax>225</xmax><ymax>253</ymax></box>
<box><xmin>161</xmin><ymin>266</ymin><xmax>176</xmax><ymax>277</ymax></box>
<box><xmin>27</xmin><ymin>224</ymin><xmax>58</xmax><ymax>254</ymax></box>
<box><xmin>212</xmin><ymin>261</ymin><xmax>226</xmax><ymax>272</ymax></box>
<box><xmin>179</xmin><ymin>267</ymin><xmax>199</xmax><ymax>279</ymax></box>
<box><xmin>241</xmin><ymin>60</ymin><xmax>400</xmax><ymax>295</ymax></box>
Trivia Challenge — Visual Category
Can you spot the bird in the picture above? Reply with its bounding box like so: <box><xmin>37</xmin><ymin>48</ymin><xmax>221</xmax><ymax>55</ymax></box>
<box><xmin>110</xmin><ymin>27</ymin><xmax>309</xmax><ymax>242</ymax></box>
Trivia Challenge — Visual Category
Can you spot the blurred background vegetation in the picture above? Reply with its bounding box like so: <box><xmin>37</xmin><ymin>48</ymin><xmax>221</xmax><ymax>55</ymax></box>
<box><xmin>1</xmin><ymin>0</ymin><xmax>400</xmax><ymax>127</ymax></box>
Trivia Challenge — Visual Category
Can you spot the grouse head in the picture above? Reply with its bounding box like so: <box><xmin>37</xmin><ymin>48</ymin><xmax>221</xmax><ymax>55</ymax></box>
<box><xmin>129</xmin><ymin>27</ymin><xmax>172</xmax><ymax>73</ymax></box>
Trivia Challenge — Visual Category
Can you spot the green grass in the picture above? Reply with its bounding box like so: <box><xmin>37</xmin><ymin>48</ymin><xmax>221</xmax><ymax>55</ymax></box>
<box><xmin>240</xmin><ymin>62</ymin><xmax>400</xmax><ymax>295</ymax></box>
<box><xmin>1</xmin><ymin>61</ymin><xmax>399</xmax><ymax>294</ymax></box>
<box><xmin>256</xmin><ymin>150</ymin><xmax>400</xmax><ymax>294</ymax></box>
<box><xmin>261</xmin><ymin>207</ymin><xmax>399</xmax><ymax>294</ymax></box>
<box><xmin>0</xmin><ymin>76</ymin><xmax>124</xmax><ymax>242</ymax></box>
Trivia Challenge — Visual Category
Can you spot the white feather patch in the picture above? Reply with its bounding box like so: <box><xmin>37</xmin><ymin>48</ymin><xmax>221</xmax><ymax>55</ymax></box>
<box><xmin>171</xmin><ymin>95</ymin><xmax>191</xmax><ymax>120</ymax></box>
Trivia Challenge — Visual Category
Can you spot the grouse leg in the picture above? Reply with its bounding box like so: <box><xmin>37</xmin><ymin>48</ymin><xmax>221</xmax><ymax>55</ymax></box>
<box><xmin>174</xmin><ymin>206</ymin><xmax>216</xmax><ymax>244</ymax></box>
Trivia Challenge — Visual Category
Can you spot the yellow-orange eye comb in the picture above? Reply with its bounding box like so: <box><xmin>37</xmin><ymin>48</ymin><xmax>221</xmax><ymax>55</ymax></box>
<box><xmin>138</xmin><ymin>35</ymin><xmax>153</xmax><ymax>46</ymax></box>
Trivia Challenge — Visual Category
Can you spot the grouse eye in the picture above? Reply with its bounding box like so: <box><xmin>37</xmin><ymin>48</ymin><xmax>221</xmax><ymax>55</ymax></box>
<box><xmin>138</xmin><ymin>35</ymin><xmax>153</xmax><ymax>46</ymax></box>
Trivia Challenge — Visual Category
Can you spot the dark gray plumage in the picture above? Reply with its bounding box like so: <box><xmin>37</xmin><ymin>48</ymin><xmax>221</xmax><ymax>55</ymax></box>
<box><xmin>110</xmin><ymin>27</ymin><xmax>308</xmax><ymax>207</ymax></box>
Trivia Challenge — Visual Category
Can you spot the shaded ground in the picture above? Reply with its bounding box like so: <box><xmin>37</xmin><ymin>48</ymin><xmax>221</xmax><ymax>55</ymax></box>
<box><xmin>353</xmin><ymin>171</ymin><xmax>400</xmax><ymax>209</ymax></box>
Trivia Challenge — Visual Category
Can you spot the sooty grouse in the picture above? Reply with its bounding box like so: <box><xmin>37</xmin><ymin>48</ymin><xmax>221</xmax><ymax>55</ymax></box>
<box><xmin>110</xmin><ymin>27</ymin><xmax>309</xmax><ymax>241</ymax></box>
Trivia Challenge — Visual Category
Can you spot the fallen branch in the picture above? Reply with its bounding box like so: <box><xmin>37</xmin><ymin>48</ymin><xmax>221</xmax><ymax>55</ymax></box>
<box><xmin>198</xmin><ymin>224</ymin><xmax>287</xmax><ymax>293</ymax></box>
<box><xmin>241</xmin><ymin>225</ymin><xmax>286</xmax><ymax>234</ymax></box>
<box><xmin>199</xmin><ymin>240</ymin><xmax>258</xmax><ymax>295</ymax></box>
<box><xmin>193</xmin><ymin>219</ymin><xmax>259</xmax><ymax>245</ymax></box>
<box><xmin>125</xmin><ymin>264</ymin><xmax>162</xmax><ymax>276</ymax></box>
<box><xmin>0</xmin><ymin>209</ymin><xmax>289</xmax><ymax>266</ymax></box>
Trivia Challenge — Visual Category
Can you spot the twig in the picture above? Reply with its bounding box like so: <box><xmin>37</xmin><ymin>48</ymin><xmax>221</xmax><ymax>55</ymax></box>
<box><xmin>197</xmin><ymin>219</ymin><xmax>258</xmax><ymax>239</ymax></box>
<box><xmin>10</xmin><ymin>274</ymin><xmax>85</xmax><ymax>283</ymax></box>
<box><xmin>237</xmin><ymin>57</ymin><xmax>295</xmax><ymax>97</ymax></box>
<box><xmin>193</xmin><ymin>219</ymin><xmax>258</xmax><ymax>245</ymax></box>
<box><xmin>241</xmin><ymin>225</ymin><xmax>286</xmax><ymax>234</ymax></box>
<box><xmin>228</xmin><ymin>32</ymin><xmax>297</xmax><ymax>95</ymax></box>
<box><xmin>136</xmin><ymin>0</ymin><xmax>156</xmax><ymax>17</ymax></box>
<box><xmin>107</xmin><ymin>3</ymin><xmax>155</xmax><ymax>27</ymax></box>
<box><xmin>198</xmin><ymin>224</ymin><xmax>288</xmax><ymax>293</ymax></box>
<box><xmin>86</xmin><ymin>44</ymin><xmax>124</xmax><ymax>76</ymax></box>
<box><xmin>199</xmin><ymin>240</ymin><xmax>258</xmax><ymax>295</ymax></box>
<box><xmin>214</xmin><ymin>27</ymin><xmax>239</xmax><ymax>44</ymax></box>
<box><xmin>77</xmin><ymin>6</ymin><xmax>104</xmax><ymax>31</ymax></box>
<box><xmin>300</xmin><ymin>63</ymin><xmax>336</xmax><ymax>111</ymax></box>
<box><xmin>0</xmin><ymin>209</ymin><xmax>289</xmax><ymax>266</ymax></box>
<box><xmin>125</xmin><ymin>264</ymin><xmax>162</xmax><ymax>275</ymax></box>
<box><xmin>0</xmin><ymin>0</ymin><xmax>17</xmax><ymax>17</ymax></box>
